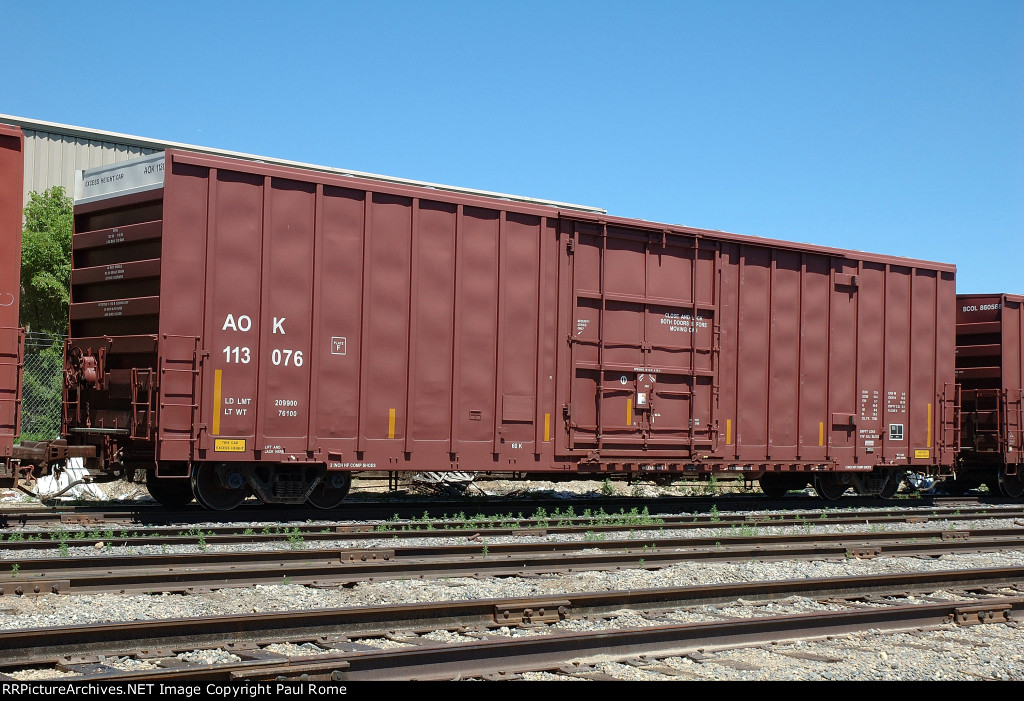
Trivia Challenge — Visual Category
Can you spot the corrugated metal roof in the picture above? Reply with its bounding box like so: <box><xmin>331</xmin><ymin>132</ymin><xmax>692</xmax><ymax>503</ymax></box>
<box><xmin>0</xmin><ymin>114</ymin><xmax>604</xmax><ymax>213</ymax></box>
<box><xmin>21</xmin><ymin>129</ymin><xmax>158</xmax><ymax>206</ymax></box>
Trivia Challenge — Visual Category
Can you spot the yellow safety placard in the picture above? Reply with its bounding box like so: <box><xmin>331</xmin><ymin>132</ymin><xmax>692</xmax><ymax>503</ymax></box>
<box><xmin>215</xmin><ymin>439</ymin><xmax>246</xmax><ymax>452</ymax></box>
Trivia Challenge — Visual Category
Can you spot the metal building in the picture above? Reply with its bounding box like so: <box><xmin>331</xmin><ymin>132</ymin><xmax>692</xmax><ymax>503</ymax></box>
<box><xmin>0</xmin><ymin>114</ymin><xmax>602</xmax><ymax>213</ymax></box>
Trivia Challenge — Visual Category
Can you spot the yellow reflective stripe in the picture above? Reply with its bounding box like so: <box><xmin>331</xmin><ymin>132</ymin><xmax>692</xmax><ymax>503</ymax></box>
<box><xmin>388</xmin><ymin>408</ymin><xmax>396</xmax><ymax>439</ymax></box>
<box><xmin>544</xmin><ymin>413</ymin><xmax>550</xmax><ymax>442</ymax></box>
<box><xmin>726</xmin><ymin>419</ymin><xmax>732</xmax><ymax>446</ymax></box>
<box><xmin>627</xmin><ymin>398</ymin><xmax>633</xmax><ymax>426</ymax></box>
<box><xmin>819</xmin><ymin>421</ymin><xmax>824</xmax><ymax>447</ymax></box>
<box><xmin>927</xmin><ymin>403</ymin><xmax>932</xmax><ymax>448</ymax></box>
<box><xmin>212</xmin><ymin>369</ymin><xmax>222</xmax><ymax>435</ymax></box>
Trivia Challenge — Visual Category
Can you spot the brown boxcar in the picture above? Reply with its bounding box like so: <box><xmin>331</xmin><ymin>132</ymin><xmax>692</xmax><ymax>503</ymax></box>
<box><xmin>0</xmin><ymin>124</ymin><xmax>24</xmax><ymax>464</ymax></box>
<box><xmin>955</xmin><ymin>293</ymin><xmax>1024</xmax><ymax>496</ymax></box>
<box><xmin>65</xmin><ymin>150</ymin><xmax>958</xmax><ymax>507</ymax></box>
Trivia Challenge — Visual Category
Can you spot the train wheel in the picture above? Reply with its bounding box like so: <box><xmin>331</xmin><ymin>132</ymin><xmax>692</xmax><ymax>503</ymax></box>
<box><xmin>997</xmin><ymin>468</ymin><xmax>1024</xmax><ymax>499</ymax></box>
<box><xmin>306</xmin><ymin>472</ymin><xmax>352</xmax><ymax>510</ymax></box>
<box><xmin>191</xmin><ymin>462</ymin><xmax>250</xmax><ymax>510</ymax></box>
<box><xmin>759</xmin><ymin>474</ymin><xmax>807</xmax><ymax>498</ymax></box>
<box><xmin>758</xmin><ymin>475</ymin><xmax>789</xmax><ymax>498</ymax></box>
<box><xmin>813</xmin><ymin>474</ymin><xmax>847</xmax><ymax>501</ymax></box>
<box><xmin>145</xmin><ymin>471</ymin><xmax>194</xmax><ymax>507</ymax></box>
<box><xmin>878</xmin><ymin>472</ymin><xmax>901</xmax><ymax>499</ymax></box>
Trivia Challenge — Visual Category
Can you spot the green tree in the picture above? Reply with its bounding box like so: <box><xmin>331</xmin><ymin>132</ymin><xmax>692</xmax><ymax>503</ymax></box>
<box><xmin>20</xmin><ymin>186</ymin><xmax>73</xmax><ymax>335</ymax></box>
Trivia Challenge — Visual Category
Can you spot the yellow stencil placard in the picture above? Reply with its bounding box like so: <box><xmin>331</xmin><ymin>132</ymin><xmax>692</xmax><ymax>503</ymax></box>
<box><xmin>215</xmin><ymin>439</ymin><xmax>246</xmax><ymax>453</ymax></box>
<box><xmin>914</xmin><ymin>449</ymin><xmax>930</xmax><ymax>459</ymax></box>
<box><xmin>212</xmin><ymin>369</ymin><xmax>223</xmax><ymax>435</ymax></box>
<box><xmin>927</xmin><ymin>403</ymin><xmax>932</xmax><ymax>448</ymax></box>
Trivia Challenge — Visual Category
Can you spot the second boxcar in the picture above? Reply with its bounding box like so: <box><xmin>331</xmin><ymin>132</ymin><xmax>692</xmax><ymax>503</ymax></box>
<box><xmin>955</xmin><ymin>293</ymin><xmax>1024</xmax><ymax>496</ymax></box>
<box><xmin>64</xmin><ymin>150</ymin><xmax>958</xmax><ymax>507</ymax></box>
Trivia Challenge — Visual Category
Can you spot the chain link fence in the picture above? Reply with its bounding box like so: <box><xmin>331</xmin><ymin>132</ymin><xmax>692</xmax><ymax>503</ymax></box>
<box><xmin>20</xmin><ymin>332</ymin><xmax>64</xmax><ymax>442</ymax></box>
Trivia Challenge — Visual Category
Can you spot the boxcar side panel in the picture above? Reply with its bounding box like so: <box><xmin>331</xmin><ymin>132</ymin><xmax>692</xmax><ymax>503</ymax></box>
<box><xmin>717</xmin><ymin>244</ymin><xmax>740</xmax><ymax>461</ymax></box>
<box><xmin>0</xmin><ymin>125</ymin><xmax>23</xmax><ymax>335</ymax></box>
<box><xmin>734</xmin><ymin>245</ymin><xmax>771</xmax><ymax>455</ymax></box>
<box><xmin>537</xmin><ymin>218</ymin><xmax>560</xmax><ymax>463</ymax></box>
<box><xmin>311</xmin><ymin>185</ymin><xmax>365</xmax><ymax>450</ymax></box>
<box><xmin>767</xmin><ymin>250</ymin><xmax>801</xmax><ymax>460</ymax></box>
<box><xmin>455</xmin><ymin>207</ymin><xmax>499</xmax><ymax>454</ymax></box>
<box><xmin>828</xmin><ymin>259</ymin><xmax>858</xmax><ymax>459</ymax></box>
<box><xmin>798</xmin><ymin>255</ymin><xmax>830</xmax><ymax>463</ymax></box>
<box><xmin>257</xmin><ymin>178</ymin><xmax>316</xmax><ymax>454</ymax></box>
<box><xmin>360</xmin><ymin>192</ymin><xmax>413</xmax><ymax>455</ymax></box>
<box><xmin>0</xmin><ymin>124</ymin><xmax>24</xmax><ymax>456</ymax></box>
<box><xmin>882</xmin><ymin>266</ymin><xmax>912</xmax><ymax>464</ymax></box>
<box><xmin>936</xmin><ymin>275</ymin><xmax>957</xmax><ymax>465</ymax></box>
<box><xmin>202</xmin><ymin>170</ymin><xmax>265</xmax><ymax>454</ymax></box>
<box><xmin>159</xmin><ymin>159</ymin><xmax>209</xmax><ymax>462</ymax></box>
<box><xmin>854</xmin><ymin>263</ymin><xmax>885</xmax><ymax>464</ymax></box>
<box><xmin>410</xmin><ymin>200</ymin><xmax>456</xmax><ymax>448</ymax></box>
<box><xmin>909</xmin><ymin>270</ymin><xmax>939</xmax><ymax>463</ymax></box>
<box><xmin>498</xmin><ymin>213</ymin><xmax>543</xmax><ymax>458</ymax></box>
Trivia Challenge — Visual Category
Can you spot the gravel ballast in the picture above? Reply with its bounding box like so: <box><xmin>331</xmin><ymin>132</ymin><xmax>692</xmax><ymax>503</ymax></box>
<box><xmin>1</xmin><ymin>487</ymin><xmax>1022</xmax><ymax>681</ymax></box>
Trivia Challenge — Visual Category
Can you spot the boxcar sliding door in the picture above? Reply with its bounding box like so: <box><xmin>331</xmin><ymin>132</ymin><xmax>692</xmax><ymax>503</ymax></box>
<box><xmin>559</xmin><ymin>218</ymin><xmax>720</xmax><ymax>461</ymax></box>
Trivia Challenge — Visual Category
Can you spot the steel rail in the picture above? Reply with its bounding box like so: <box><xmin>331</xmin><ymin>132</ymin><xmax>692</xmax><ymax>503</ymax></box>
<box><xmin>2</xmin><ymin>506</ymin><xmax>1022</xmax><ymax>547</ymax></box>
<box><xmin>1</xmin><ymin>566</ymin><xmax>1021</xmax><ymax>670</ymax></box>
<box><xmin>3</xmin><ymin>516</ymin><xmax>1024</xmax><ymax>555</ymax></box>
<box><xmin>2</xmin><ymin>528</ymin><xmax>1023</xmax><ymax>595</ymax></box>
<box><xmin>0</xmin><ymin>495</ymin><xmax>1007</xmax><ymax>528</ymax></box>
<box><xmin>43</xmin><ymin>598</ymin><xmax>1024</xmax><ymax>682</ymax></box>
<box><xmin>282</xmin><ymin>598</ymin><xmax>1024</xmax><ymax>681</ymax></box>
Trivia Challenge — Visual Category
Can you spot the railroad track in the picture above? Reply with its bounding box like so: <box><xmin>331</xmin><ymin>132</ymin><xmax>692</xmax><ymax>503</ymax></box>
<box><xmin>2</xmin><ymin>505</ymin><xmax>1022</xmax><ymax>551</ymax></box>
<box><xmin>0</xmin><ymin>493</ymin><xmax>1003</xmax><ymax>528</ymax></box>
<box><xmin>3</xmin><ymin>566</ymin><xmax>1022</xmax><ymax>681</ymax></box>
<box><xmin>4</xmin><ymin>499</ymin><xmax>1021</xmax><ymax>680</ymax></box>
<box><xmin>3</xmin><ymin>526</ymin><xmax>1023</xmax><ymax>595</ymax></box>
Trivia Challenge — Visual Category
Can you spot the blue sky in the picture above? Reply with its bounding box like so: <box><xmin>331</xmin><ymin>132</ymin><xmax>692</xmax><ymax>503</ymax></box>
<box><xmin>2</xmin><ymin>0</ymin><xmax>1021</xmax><ymax>293</ymax></box>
